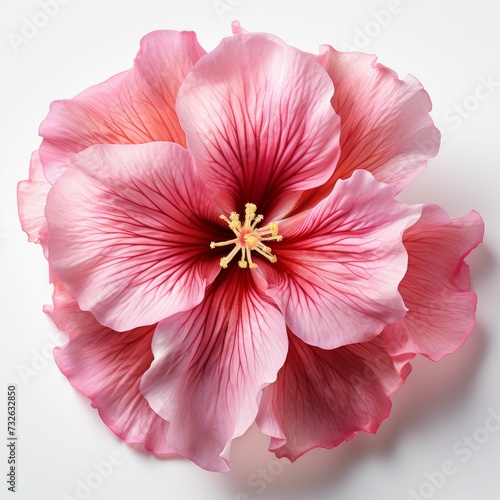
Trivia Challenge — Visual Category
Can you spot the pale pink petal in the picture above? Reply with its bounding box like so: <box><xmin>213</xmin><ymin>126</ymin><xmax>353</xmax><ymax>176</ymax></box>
<box><xmin>17</xmin><ymin>151</ymin><xmax>50</xmax><ymax>246</ymax></box>
<box><xmin>231</xmin><ymin>20</ymin><xmax>249</xmax><ymax>35</ymax></box>
<box><xmin>39</xmin><ymin>30</ymin><xmax>206</xmax><ymax>183</ymax></box>
<box><xmin>296</xmin><ymin>47</ymin><xmax>440</xmax><ymax>210</ymax></box>
<box><xmin>381</xmin><ymin>205</ymin><xmax>484</xmax><ymax>361</ymax></box>
<box><xmin>257</xmin><ymin>332</ymin><xmax>411</xmax><ymax>461</ymax></box>
<box><xmin>324</xmin><ymin>46</ymin><xmax>440</xmax><ymax>190</ymax></box>
<box><xmin>176</xmin><ymin>33</ymin><xmax>341</xmax><ymax>218</ymax></box>
<box><xmin>230</xmin><ymin>21</ymin><xmax>285</xmax><ymax>46</ymax></box>
<box><xmin>45</xmin><ymin>142</ymin><xmax>221</xmax><ymax>332</ymax></box>
<box><xmin>46</xmin><ymin>278</ymin><xmax>175</xmax><ymax>455</ymax></box>
<box><xmin>140</xmin><ymin>268</ymin><xmax>288</xmax><ymax>472</ymax></box>
<box><xmin>263</xmin><ymin>170</ymin><xmax>421</xmax><ymax>349</ymax></box>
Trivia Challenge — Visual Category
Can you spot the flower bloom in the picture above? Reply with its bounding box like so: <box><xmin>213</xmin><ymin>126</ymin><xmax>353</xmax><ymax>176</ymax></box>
<box><xmin>18</xmin><ymin>23</ymin><xmax>484</xmax><ymax>471</ymax></box>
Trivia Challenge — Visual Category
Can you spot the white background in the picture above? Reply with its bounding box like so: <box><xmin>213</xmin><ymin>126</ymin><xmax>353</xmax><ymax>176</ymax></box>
<box><xmin>1</xmin><ymin>0</ymin><xmax>499</xmax><ymax>499</ymax></box>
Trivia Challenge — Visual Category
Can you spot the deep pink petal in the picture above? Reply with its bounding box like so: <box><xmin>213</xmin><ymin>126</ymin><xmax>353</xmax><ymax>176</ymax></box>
<box><xmin>295</xmin><ymin>47</ymin><xmax>440</xmax><ymax>211</ymax></box>
<box><xmin>140</xmin><ymin>268</ymin><xmax>288</xmax><ymax>472</ymax></box>
<box><xmin>176</xmin><ymin>33</ymin><xmax>341</xmax><ymax>218</ymax></box>
<box><xmin>257</xmin><ymin>331</ymin><xmax>410</xmax><ymax>461</ymax></box>
<box><xmin>45</xmin><ymin>142</ymin><xmax>221</xmax><ymax>332</ymax></box>
<box><xmin>381</xmin><ymin>205</ymin><xmax>484</xmax><ymax>361</ymax></box>
<box><xmin>263</xmin><ymin>170</ymin><xmax>421</xmax><ymax>349</ymax></box>
<box><xmin>46</xmin><ymin>278</ymin><xmax>174</xmax><ymax>455</ymax></box>
<box><xmin>39</xmin><ymin>30</ymin><xmax>206</xmax><ymax>183</ymax></box>
<box><xmin>17</xmin><ymin>151</ymin><xmax>50</xmax><ymax>246</ymax></box>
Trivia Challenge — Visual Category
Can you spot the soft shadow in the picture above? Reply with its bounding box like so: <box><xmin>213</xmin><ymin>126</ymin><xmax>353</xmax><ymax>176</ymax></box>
<box><xmin>466</xmin><ymin>240</ymin><xmax>495</xmax><ymax>283</ymax></box>
<box><xmin>223</xmin><ymin>324</ymin><xmax>487</xmax><ymax>499</ymax></box>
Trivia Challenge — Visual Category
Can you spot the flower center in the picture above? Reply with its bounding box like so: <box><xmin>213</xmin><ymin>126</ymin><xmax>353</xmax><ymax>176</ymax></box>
<box><xmin>210</xmin><ymin>203</ymin><xmax>283</xmax><ymax>269</ymax></box>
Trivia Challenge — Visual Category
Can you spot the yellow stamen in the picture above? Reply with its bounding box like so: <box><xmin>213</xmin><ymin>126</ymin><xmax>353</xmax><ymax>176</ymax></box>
<box><xmin>210</xmin><ymin>203</ymin><xmax>283</xmax><ymax>270</ymax></box>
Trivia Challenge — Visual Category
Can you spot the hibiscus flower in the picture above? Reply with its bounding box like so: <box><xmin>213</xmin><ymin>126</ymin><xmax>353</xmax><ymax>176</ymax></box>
<box><xmin>17</xmin><ymin>24</ymin><xmax>483</xmax><ymax>472</ymax></box>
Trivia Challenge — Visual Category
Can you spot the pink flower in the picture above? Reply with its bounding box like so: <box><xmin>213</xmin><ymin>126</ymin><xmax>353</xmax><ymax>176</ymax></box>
<box><xmin>17</xmin><ymin>25</ymin><xmax>484</xmax><ymax>472</ymax></box>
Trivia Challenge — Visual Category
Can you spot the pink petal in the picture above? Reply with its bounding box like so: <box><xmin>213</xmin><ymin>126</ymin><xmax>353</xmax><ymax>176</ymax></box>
<box><xmin>39</xmin><ymin>30</ymin><xmax>206</xmax><ymax>183</ymax></box>
<box><xmin>140</xmin><ymin>268</ymin><xmax>288</xmax><ymax>472</ymax></box>
<box><xmin>231</xmin><ymin>20</ymin><xmax>249</xmax><ymax>35</ymax></box>
<box><xmin>46</xmin><ymin>278</ymin><xmax>175</xmax><ymax>455</ymax></box>
<box><xmin>296</xmin><ymin>47</ymin><xmax>440</xmax><ymax>210</ymax></box>
<box><xmin>17</xmin><ymin>151</ymin><xmax>50</xmax><ymax>246</ymax></box>
<box><xmin>230</xmin><ymin>21</ymin><xmax>285</xmax><ymax>46</ymax></box>
<box><xmin>325</xmin><ymin>47</ymin><xmax>440</xmax><ymax>190</ymax></box>
<box><xmin>257</xmin><ymin>331</ymin><xmax>410</xmax><ymax>461</ymax></box>
<box><xmin>45</xmin><ymin>142</ymin><xmax>221</xmax><ymax>332</ymax></box>
<box><xmin>263</xmin><ymin>169</ymin><xmax>421</xmax><ymax>349</ymax></box>
<box><xmin>381</xmin><ymin>205</ymin><xmax>484</xmax><ymax>361</ymax></box>
<box><xmin>176</xmin><ymin>33</ymin><xmax>341</xmax><ymax>218</ymax></box>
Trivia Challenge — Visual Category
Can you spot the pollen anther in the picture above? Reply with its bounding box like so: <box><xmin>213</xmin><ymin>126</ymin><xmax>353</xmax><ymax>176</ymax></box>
<box><xmin>210</xmin><ymin>203</ymin><xmax>282</xmax><ymax>270</ymax></box>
